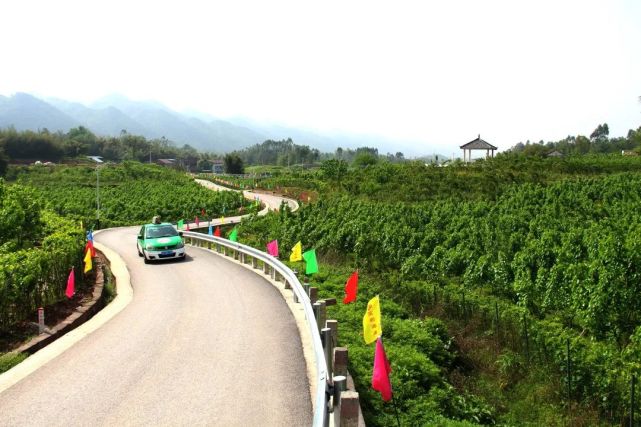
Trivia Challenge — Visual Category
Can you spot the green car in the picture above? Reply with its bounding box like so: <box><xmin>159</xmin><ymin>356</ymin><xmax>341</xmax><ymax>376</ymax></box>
<box><xmin>136</xmin><ymin>223</ymin><xmax>186</xmax><ymax>263</ymax></box>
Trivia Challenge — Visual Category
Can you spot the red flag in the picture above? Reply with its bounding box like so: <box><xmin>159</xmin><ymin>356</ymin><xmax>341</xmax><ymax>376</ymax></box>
<box><xmin>201</xmin><ymin>208</ymin><xmax>206</xmax><ymax>216</ymax></box>
<box><xmin>85</xmin><ymin>240</ymin><xmax>96</xmax><ymax>257</ymax></box>
<box><xmin>214</xmin><ymin>226</ymin><xmax>221</xmax><ymax>237</ymax></box>
<box><xmin>66</xmin><ymin>267</ymin><xmax>75</xmax><ymax>299</ymax></box>
<box><xmin>372</xmin><ymin>337</ymin><xmax>392</xmax><ymax>401</ymax></box>
<box><xmin>186</xmin><ymin>222</ymin><xmax>191</xmax><ymax>231</ymax></box>
<box><xmin>195</xmin><ymin>216</ymin><xmax>200</xmax><ymax>227</ymax></box>
<box><xmin>343</xmin><ymin>271</ymin><xmax>358</xmax><ymax>304</ymax></box>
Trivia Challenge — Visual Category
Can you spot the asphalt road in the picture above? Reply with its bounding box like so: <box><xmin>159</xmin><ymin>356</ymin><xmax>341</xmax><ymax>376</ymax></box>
<box><xmin>0</xmin><ymin>227</ymin><xmax>312</xmax><ymax>426</ymax></box>
<box><xmin>194</xmin><ymin>179</ymin><xmax>300</xmax><ymax>213</ymax></box>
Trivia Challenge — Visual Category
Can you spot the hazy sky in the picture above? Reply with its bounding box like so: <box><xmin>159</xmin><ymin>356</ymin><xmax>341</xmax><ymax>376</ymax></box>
<box><xmin>1</xmin><ymin>0</ymin><xmax>640</xmax><ymax>154</ymax></box>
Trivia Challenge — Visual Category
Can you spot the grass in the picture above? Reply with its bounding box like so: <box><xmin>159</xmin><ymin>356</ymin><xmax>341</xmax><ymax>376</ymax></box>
<box><xmin>102</xmin><ymin>265</ymin><xmax>116</xmax><ymax>305</ymax></box>
<box><xmin>0</xmin><ymin>352</ymin><xmax>28</xmax><ymax>374</ymax></box>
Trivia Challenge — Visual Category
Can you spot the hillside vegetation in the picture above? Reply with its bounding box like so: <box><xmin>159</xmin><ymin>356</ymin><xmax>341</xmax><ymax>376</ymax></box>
<box><xmin>234</xmin><ymin>153</ymin><xmax>641</xmax><ymax>425</ymax></box>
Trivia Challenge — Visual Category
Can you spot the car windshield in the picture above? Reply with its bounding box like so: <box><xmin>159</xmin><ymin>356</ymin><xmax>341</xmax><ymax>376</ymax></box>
<box><xmin>146</xmin><ymin>225</ymin><xmax>178</xmax><ymax>239</ymax></box>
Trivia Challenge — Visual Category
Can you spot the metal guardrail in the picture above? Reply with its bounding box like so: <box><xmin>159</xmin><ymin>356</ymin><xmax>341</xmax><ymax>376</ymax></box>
<box><xmin>181</xmin><ymin>231</ymin><xmax>329</xmax><ymax>427</ymax></box>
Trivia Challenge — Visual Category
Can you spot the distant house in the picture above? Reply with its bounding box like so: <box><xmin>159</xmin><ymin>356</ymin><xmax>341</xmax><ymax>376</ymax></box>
<box><xmin>212</xmin><ymin>159</ymin><xmax>224</xmax><ymax>174</ymax></box>
<box><xmin>622</xmin><ymin>150</ymin><xmax>639</xmax><ymax>156</ymax></box>
<box><xmin>156</xmin><ymin>159</ymin><xmax>176</xmax><ymax>167</ymax></box>
<box><xmin>547</xmin><ymin>150</ymin><xmax>564</xmax><ymax>158</ymax></box>
<box><xmin>87</xmin><ymin>156</ymin><xmax>104</xmax><ymax>163</ymax></box>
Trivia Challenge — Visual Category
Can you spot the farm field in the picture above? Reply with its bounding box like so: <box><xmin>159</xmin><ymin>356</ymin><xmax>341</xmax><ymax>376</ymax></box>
<box><xmin>5</xmin><ymin>151</ymin><xmax>641</xmax><ymax>425</ymax></box>
<box><xmin>230</xmin><ymin>154</ymin><xmax>641</xmax><ymax>426</ymax></box>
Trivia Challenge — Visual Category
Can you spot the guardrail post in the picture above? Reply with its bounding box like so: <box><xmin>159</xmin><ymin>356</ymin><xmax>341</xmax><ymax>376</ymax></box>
<box><xmin>322</xmin><ymin>327</ymin><xmax>333</xmax><ymax>379</ymax></box>
<box><xmin>313</xmin><ymin>302</ymin><xmax>322</xmax><ymax>332</ymax></box>
<box><xmin>339</xmin><ymin>391</ymin><xmax>360</xmax><ymax>427</ymax></box>
<box><xmin>327</xmin><ymin>319</ymin><xmax>338</xmax><ymax>349</ymax></box>
<box><xmin>332</xmin><ymin>375</ymin><xmax>347</xmax><ymax>412</ymax></box>
<box><xmin>263</xmin><ymin>260</ymin><xmax>270</xmax><ymax>275</ymax></box>
<box><xmin>252</xmin><ymin>257</ymin><xmax>258</xmax><ymax>269</ymax></box>
<box><xmin>319</xmin><ymin>300</ymin><xmax>327</xmax><ymax>335</ymax></box>
<box><xmin>287</xmin><ymin>269</ymin><xmax>296</xmax><ymax>290</ymax></box>
<box><xmin>333</xmin><ymin>347</ymin><xmax>348</xmax><ymax>377</ymax></box>
<box><xmin>309</xmin><ymin>287</ymin><xmax>318</xmax><ymax>304</ymax></box>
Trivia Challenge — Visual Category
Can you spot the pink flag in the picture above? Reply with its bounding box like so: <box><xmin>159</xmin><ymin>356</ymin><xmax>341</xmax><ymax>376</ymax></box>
<box><xmin>195</xmin><ymin>216</ymin><xmax>200</xmax><ymax>227</ymax></box>
<box><xmin>66</xmin><ymin>267</ymin><xmax>75</xmax><ymax>299</ymax></box>
<box><xmin>266</xmin><ymin>240</ymin><xmax>279</xmax><ymax>257</ymax></box>
<box><xmin>186</xmin><ymin>222</ymin><xmax>190</xmax><ymax>231</ymax></box>
<box><xmin>372</xmin><ymin>337</ymin><xmax>392</xmax><ymax>401</ymax></box>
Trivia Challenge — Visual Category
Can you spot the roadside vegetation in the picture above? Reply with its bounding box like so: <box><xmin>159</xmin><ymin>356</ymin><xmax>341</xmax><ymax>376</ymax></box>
<box><xmin>233</xmin><ymin>150</ymin><xmax>641</xmax><ymax>425</ymax></box>
<box><xmin>3</xmin><ymin>122</ymin><xmax>641</xmax><ymax>424</ymax></box>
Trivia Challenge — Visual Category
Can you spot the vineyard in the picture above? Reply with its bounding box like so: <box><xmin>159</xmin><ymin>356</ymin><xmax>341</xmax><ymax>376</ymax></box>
<box><xmin>5</xmin><ymin>153</ymin><xmax>641</xmax><ymax>424</ymax></box>
<box><xmin>10</xmin><ymin>162</ymin><xmax>250</xmax><ymax>228</ymax></box>
<box><xmin>0</xmin><ymin>180</ymin><xmax>85</xmax><ymax>333</ymax></box>
<box><xmin>233</xmin><ymin>155</ymin><xmax>641</xmax><ymax>425</ymax></box>
<box><xmin>1</xmin><ymin>162</ymin><xmax>249</xmax><ymax>354</ymax></box>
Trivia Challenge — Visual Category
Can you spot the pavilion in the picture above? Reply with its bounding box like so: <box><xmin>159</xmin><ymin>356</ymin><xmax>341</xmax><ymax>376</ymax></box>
<box><xmin>460</xmin><ymin>135</ymin><xmax>497</xmax><ymax>163</ymax></box>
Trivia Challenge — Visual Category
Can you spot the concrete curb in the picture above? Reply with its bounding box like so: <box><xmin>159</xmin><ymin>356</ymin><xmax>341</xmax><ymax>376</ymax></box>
<box><xmin>0</xmin><ymin>232</ymin><xmax>133</xmax><ymax>394</ymax></box>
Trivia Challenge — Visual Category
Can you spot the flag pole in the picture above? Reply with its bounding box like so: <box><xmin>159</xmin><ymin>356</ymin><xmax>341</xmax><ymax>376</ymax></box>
<box><xmin>392</xmin><ymin>396</ymin><xmax>401</xmax><ymax>427</ymax></box>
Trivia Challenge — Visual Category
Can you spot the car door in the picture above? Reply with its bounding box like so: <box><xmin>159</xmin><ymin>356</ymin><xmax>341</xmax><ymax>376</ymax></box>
<box><xmin>137</xmin><ymin>226</ymin><xmax>145</xmax><ymax>252</ymax></box>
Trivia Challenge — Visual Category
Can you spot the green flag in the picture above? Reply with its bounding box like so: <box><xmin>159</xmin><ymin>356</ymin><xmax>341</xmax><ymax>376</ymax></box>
<box><xmin>177</xmin><ymin>219</ymin><xmax>184</xmax><ymax>230</ymax></box>
<box><xmin>229</xmin><ymin>228</ymin><xmax>238</xmax><ymax>242</ymax></box>
<box><xmin>303</xmin><ymin>249</ymin><xmax>318</xmax><ymax>274</ymax></box>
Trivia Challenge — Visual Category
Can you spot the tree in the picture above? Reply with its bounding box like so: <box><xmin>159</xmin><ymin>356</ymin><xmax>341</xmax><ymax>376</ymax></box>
<box><xmin>320</xmin><ymin>159</ymin><xmax>348</xmax><ymax>185</ymax></box>
<box><xmin>354</xmin><ymin>152</ymin><xmax>378</xmax><ymax>168</ymax></box>
<box><xmin>224</xmin><ymin>153</ymin><xmax>245</xmax><ymax>174</ymax></box>
<box><xmin>197</xmin><ymin>158</ymin><xmax>213</xmax><ymax>171</ymax></box>
<box><xmin>0</xmin><ymin>147</ymin><xmax>7</xmax><ymax>177</ymax></box>
<box><xmin>590</xmin><ymin>123</ymin><xmax>609</xmax><ymax>142</ymax></box>
<box><xmin>574</xmin><ymin>135</ymin><xmax>591</xmax><ymax>154</ymax></box>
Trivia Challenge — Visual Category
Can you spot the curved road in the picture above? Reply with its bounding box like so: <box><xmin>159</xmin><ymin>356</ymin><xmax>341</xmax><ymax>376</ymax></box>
<box><xmin>195</xmin><ymin>179</ymin><xmax>299</xmax><ymax>215</ymax></box>
<box><xmin>0</xmin><ymin>227</ymin><xmax>312</xmax><ymax>426</ymax></box>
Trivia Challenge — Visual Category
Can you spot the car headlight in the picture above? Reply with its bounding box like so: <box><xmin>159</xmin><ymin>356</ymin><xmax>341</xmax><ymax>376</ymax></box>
<box><xmin>176</xmin><ymin>242</ymin><xmax>184</xmax><ymax>249</ymax></box>
<box><xmin>146</xmin><ymin>244</ymin><xmax>154</xmax><ymax>250</ymax></box>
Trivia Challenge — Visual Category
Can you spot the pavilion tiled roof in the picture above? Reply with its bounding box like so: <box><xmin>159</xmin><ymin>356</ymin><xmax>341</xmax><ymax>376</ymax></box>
<box><xmin>460</xmin><ymin>136</ymin><xmax>497</xmax><ymax>150</ymax></box>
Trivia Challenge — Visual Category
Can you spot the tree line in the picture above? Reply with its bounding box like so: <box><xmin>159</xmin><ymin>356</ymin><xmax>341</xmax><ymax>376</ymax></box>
<box><xmin>0</xmin><ymin>127</ymin><xmax>206</xmax><ymax>170</ymax></box>
<box><xmin>510</xmin><ymin>123</ymin><xmax>641</xmax><ymax>156</ymax></box>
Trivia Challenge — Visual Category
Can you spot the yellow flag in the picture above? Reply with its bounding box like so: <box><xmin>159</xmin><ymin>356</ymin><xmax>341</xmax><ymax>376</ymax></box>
<box><xmin>363</xmin><ymin>295</ymin><xmax>382</xmax><ymax>344</ymax></box>
<box><xmin>84</xmin><ymin>248</ymin><xmax>93</xmax><ymax>273</ymax></box>
<box><xmin>221</xmin><ymin>216</ymin><xmax>225</xmax><ymax>224</ymax></box>
<box><xmin>290</xmin><ymin>241</ymin><xmax>302</xmax><ymax>262</ymax></box>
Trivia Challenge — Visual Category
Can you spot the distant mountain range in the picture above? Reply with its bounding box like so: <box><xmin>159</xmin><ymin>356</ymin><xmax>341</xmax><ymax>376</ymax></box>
<box><xmin>0</xmin><ymin>92</ymin><xmax>426</xmax><ymax>155</ymax></box>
